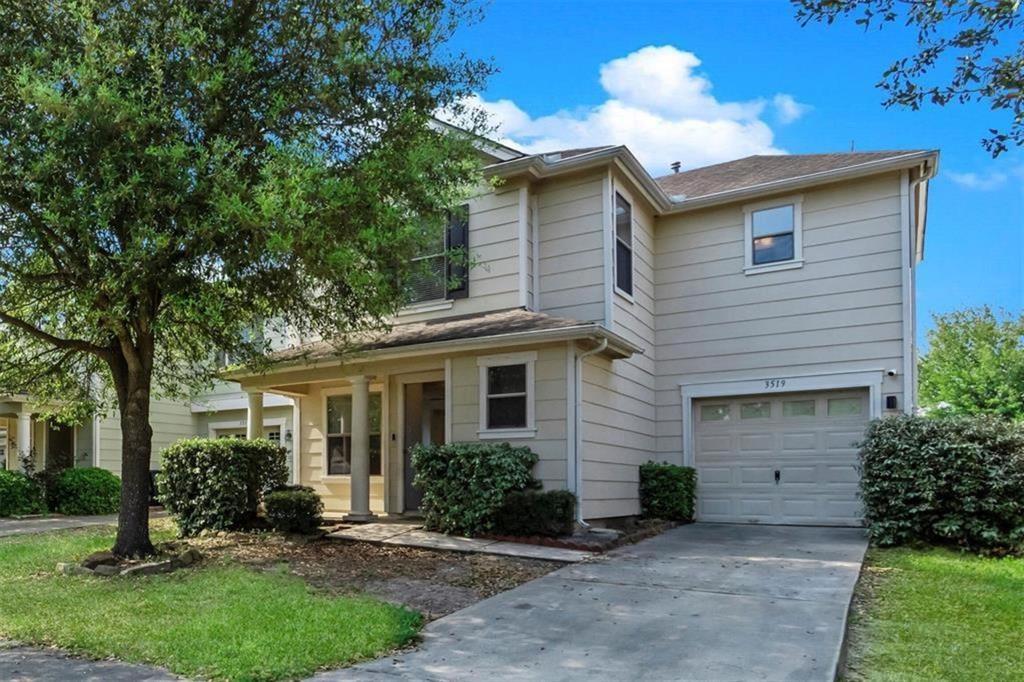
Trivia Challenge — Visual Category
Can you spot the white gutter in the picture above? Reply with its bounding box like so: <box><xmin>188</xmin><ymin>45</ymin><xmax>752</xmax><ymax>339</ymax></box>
<box><xmin>572</xmin><ymin>338</ymin><xmax>608</xmax><ymax>527</ymax></box>
<box><xmin>910</xmin><ymin>160</ymin><xmax>938</xmax><ymax>263</ymax></box>
<box><xmin>487</xmin><ymin>148</ymin><xmax>940</xmax><ymax>217</ymax></box>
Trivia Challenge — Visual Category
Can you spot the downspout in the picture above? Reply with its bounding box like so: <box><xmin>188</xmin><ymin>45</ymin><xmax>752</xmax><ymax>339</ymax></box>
<box><xmin>573</xmin><ymin>338</ymin><xmax>608</xmax><ymax>527</ymax></box>
<box><xmin>910</xmin><ymin>161</ymin><xmax>936</xmax><ymax>264</ymax></box>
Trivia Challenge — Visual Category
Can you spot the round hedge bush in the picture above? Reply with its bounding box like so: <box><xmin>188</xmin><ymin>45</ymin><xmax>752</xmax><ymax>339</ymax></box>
<box><xmin>49</xmin><ymin>468</ymin><xmax>121</xmax><ymax>515</ymax></box>
<box><xmin>264</xmin><ymin>486</ymin><xmax>324</xmax><ymax>534</ymax></box>
<box><xmin>860</xmin><ymin>414</ymin><xmax>1024</xmax><ymax>552</ymax></box>
<box><xmin>158</xmin><ymin>437</ymin><xmax>288</xmax><ymax>536</ymax></box>
<box><xmin>0</xmin><ymin>469</ymin><xmax>46</xmax><ymax>517</ymax></box>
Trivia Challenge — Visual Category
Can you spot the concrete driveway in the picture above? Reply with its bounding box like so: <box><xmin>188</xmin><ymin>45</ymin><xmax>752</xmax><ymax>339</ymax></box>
<box><xmin>322</xmin><ymin>523</ymin><xmax>867</xmax><ymax>681</ymax></box>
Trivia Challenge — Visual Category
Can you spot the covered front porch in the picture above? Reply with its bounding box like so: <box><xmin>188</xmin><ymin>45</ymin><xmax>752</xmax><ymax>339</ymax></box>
<box><xmin>230</xmin><ymin>309</ymin><xmax>638</xmax><ymax>520</ymax></box>
<box><xmin>0</xmin><ymin>395</ymin><xmax>89</xmax><ymax>472</ymax></box>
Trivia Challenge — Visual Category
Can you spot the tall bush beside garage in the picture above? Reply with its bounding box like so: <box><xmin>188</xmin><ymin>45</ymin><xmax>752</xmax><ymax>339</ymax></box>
<box><xmin>859</xmin><ymin>415</ymin><xmax>1024</xmax><ymax>552</ymax></box>
<box><xmin>412</xmin><ymin>442</ymin><xmax>539</xmax><ymax>536</ymax></box>
<box><xmin>158</xmin><ymin>438</ymin><xmax>288</xmax><ymax>536</ymax></box>
<box><xmin>639</xmin><ymin>462</ymin><xmax>696</xmax><ymax>521</ymax></box>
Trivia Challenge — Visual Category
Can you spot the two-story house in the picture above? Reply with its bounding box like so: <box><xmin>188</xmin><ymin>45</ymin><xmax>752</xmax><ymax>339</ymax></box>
<box><xmin>4</xmin><ymin>136</ymin><xmax>935</xmax><ymax>527</ymax></box>
<box><xmin>218</xmin><ymin>139</ymin><xmax>937</xmax><ymax>527</ymax></box>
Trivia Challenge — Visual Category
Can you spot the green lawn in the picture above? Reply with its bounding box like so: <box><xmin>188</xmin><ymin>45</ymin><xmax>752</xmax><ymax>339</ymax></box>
<box><xmin>847</xmin><ymin>547</ymin><xmax>1024</xmax><ymax>681</ymax></box>
<box><xmin>0</xmin><ymin>525</ymin><xmax>420</xmax><ymax>681</ymax></box>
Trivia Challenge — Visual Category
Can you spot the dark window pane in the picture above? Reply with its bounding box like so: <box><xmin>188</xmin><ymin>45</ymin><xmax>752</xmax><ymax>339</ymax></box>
<box><xmin>616</xmin><ymin>240</ymin><xmax>633</xmax><ymax>294</ymax></box>
<box><xmin>751</xmin><ymin>205</ymin><xmax>793</xmax><ymax>237</ymax></box>
<box><xmin>370</xmin><ymin>434</ymin><xmax>382</xmax><ymax>476</ymax></box>
<box><xmin>488</xmin><ymin>364</ymin><xmax>526</xmax><ymax>395</ymax></box>
<box><xmin>326</xmin><ymin>435</ymin><xmax>351</xmax><ymax>475</ymax></box>
<box><xmin>615</xmin><ymin>192</ymin><xmax>632</xmax><ymax>242</ymax></box>
<box><xmin>752</xmin><ymin>233</ymin><xmax>794</xmax><ymax>265</ymax></box>
<box><xmin>407</xmin><ymin>254</ymin><xmax>446</xmax><ymax>303</ymax></box>
<box><xmin>488</xmin><ymin>396</ymin><xmax>527</xmax><ymax>429</ymax></box>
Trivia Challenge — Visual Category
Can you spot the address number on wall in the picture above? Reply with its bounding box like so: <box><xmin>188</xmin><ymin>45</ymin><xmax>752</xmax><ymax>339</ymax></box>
<box><xmin>763</xmin><ymin>379</ymin><xmax>787</xmax><ymax>389</ymax></box>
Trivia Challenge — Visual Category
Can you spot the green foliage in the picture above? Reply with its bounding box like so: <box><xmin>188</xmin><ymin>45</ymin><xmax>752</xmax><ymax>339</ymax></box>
<box><xmin>919</xmin><ymin>307</ymin><xmax>1024</xmax><ymax>419</ymax></box>
<box><xmin>0</xmin><ymin>469</ymin><xmax>46</xmax><ymax>517</ymax></box>
<box><xmin>49</xmin><ymin>468</ymin><xmax>121</xmax><ymax>516</ymax></box>
<box><xmin>264</xmin><ymin>486</ymin><xmax>324</xmax><ymax>535</ymax></box>
<box><xmin>0</xmin><ymin>525</ymin><xmax>421</xmax><ymax>681</ymax></box>
<box><xmin>0</xmin><ymin>0</ymin><xmax>491</xmax><ymax>554</ymax></box>
<box><xmin>859</xmin><ymin>415</ymin><xmax>1024</xmax><ymax>552</ymax></box>
<box><xmin>158</xmin><ymin>438</ymin><xmax>288</xmax><ymax>536</ymax></box>
<box><xmin>412</xmin><ymin>442</ymin><xmax>539</xmax><ymax>536</ymax></box>
<box><xmin>848</xmin><ymin>548</ymin><xmax>1024</xmax><ymax>679</ymax></box>
<box><xmin>795</xmin><ymin>1</ymin><xmax>1024</xmax><ymax>155</ymax></box>
<box><xmin>493</xmin><ymin>490</ymin><xmax>576</xmax><ymax>537</ymax></box>
<box><xmin>639</xmin><ymin>461</ymin><xmax>697</xmax><ymax>522</ymax></box>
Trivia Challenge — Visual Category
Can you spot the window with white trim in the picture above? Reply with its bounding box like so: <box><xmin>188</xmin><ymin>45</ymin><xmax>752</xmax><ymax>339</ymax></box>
<box><xmin>477</xmin><ymin>352</ymin><xmax>536</xmax><ymax>437</ymax></box>
<box><xmin>405</xmin><ymin>206</ymin><xmax>470</xmax><ymax>305</ymax></box>
<box><xmin>614</xmin><ymin>192</ymin><xmax>633</xmax><ymax>295</ymax></box>
<box><xmin>744</xmin><ymin>196</ymin><xmax>803</xmax><ymax>272</ymax></box>
<box><xmin>325</xmin><ymin>393</ymin><xmax>382</xmax><ymax>476</ymax></box>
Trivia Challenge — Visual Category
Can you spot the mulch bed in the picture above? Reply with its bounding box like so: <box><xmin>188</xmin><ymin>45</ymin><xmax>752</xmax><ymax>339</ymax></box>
<box><xmin>188</xmin><ymin>531</ymin><xmax>560</xmax><ymax>620</ymax></box>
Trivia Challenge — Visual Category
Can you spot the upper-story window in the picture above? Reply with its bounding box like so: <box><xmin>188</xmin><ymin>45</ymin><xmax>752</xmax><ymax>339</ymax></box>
<box><xmin>744</xmin><ymin>196</ymin><xmax>803</xmax><ymax>274</ymax></box>
<box><xmin>614</xmin><ymin>192</ymin><xmax>633</xmax><ymax>296</ymax></box>
<box><xmin>405</xmin><ymin>206</ymin><xmax>470</xmax><ymax>306</ymax></box>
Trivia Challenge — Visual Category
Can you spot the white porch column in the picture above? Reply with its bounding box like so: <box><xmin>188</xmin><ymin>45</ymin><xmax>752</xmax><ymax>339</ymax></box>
<box><xmin>345</xmin><ymin>375</ymin><xmax>375</xmax><ymax>522</ymax></box>
<box><xmin>16</xmin><ymin>412</ymin><xmax>32</xmax><ymax>471</ymax></box>
<box><xmin>246</xmin><ymin>391</ymin><xmax>264</xmax><ymax>440</ymax></box>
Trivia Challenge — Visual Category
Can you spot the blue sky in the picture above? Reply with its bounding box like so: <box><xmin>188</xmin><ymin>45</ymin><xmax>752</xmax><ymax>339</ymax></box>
<box><xmin>450</xmin><ymin>0</ymin><xmax>1023</xmax><ymax>345</ymax></box>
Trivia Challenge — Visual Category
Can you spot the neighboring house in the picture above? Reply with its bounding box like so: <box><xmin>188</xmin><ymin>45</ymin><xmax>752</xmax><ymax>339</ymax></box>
<box><xmin>217</xmin><ymin>140</ymin><xmax>938</xmax><ymax>527</ymax></box>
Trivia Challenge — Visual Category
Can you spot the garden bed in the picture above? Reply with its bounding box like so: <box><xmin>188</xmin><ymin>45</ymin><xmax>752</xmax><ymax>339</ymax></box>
<box><xmin>482</xmin><ymin>518</ymin><xmax>678</xmax><ymax>552</ymax></box>
<box><xmin>189</xmin><ymin>528</ymin><xmax>560</xmax><ymax>620</ymax></box>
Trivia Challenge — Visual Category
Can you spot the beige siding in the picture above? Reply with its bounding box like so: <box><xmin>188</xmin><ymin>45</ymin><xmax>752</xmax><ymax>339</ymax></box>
<box><xmin>536</xmin><ymin>173</ymin><xmax>606</xmax><ymax>322</ymax></box>
<box><xmin>98</xmin><ymin>399</ymin><xmax>195</xmax><ymax>473</ymax></box>
<box><xmin>579</xmin><ymin>174</ymin><xmax>658</xmax><ymax>519</ymax></box>
<box><xmin>653</xmin><ymin>173</ymin><xmax>909</xmax><ymax>462</ymax></box>
<box><xmin>394</xmin><ymin>187</ymin><xmax>523</xmax><ymax>324</ymax></box>
<box><xmin>449</xmin><ymin>344</ymin><xmax>569</xmax><ymax>489</ymax></box>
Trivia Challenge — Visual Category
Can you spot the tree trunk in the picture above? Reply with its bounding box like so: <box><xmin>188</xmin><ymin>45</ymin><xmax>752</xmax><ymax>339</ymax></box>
<box><xmin>112</xmin><ymin>367</ymin><xmax>155</xmax><ymax>558</ymax></box>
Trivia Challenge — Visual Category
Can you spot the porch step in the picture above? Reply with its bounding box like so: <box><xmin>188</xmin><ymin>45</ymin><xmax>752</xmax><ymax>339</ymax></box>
<box><xmin>325</xmin><ymin>523</ymin><xmax>595</xmax><ymax>563</ymax></box>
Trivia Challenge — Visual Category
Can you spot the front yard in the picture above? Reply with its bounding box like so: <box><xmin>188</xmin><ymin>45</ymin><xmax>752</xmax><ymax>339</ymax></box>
<box><xmin>845</xmin><ymin>547</ymin><xmax>1024</xmax><ymax>680</ymax></box>
<box><xmin>0</xmin><ymin>521</ymin><xmax>557</xmax><ymax>680</ymax></box>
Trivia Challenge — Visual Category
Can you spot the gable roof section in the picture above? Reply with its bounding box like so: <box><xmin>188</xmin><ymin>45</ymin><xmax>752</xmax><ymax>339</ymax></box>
<box><xmin>654</xmin><ymin>152</ymin><xmax>930</xmax><ymax>201</ymax></box>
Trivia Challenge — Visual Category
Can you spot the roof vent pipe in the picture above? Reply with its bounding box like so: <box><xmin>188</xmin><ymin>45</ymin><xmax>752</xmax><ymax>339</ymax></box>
<box><xmin>670</xmin><ymin>161</ymin><xmax>681</xmax><ymax>173</ymax></box>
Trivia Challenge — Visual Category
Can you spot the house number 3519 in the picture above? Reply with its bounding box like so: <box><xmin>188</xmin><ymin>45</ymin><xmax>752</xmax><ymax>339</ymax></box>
<box><xmin>764</xmin><ymin>379</ymin><xmax>786</xmax><ymax>389</ymax></box>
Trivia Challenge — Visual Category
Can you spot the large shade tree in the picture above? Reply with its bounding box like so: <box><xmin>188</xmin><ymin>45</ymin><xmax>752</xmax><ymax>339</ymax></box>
<box><xmin>795</xmin><ymin>0</ymin><xmax>1023</xmax><ymax>155</ymax></box>
<box><xmin>0</xmin><ymin>0</ymin><xmax>490</xmax><ymax>556</ymax></box>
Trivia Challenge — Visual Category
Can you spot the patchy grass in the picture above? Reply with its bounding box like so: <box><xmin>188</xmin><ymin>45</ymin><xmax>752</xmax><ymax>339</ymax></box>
<box><xmin>845</xmin><ymin>547</ymin><xmax>1024</xmax><ymax>681</ymax></box>
<box><xmin>0</xmin><ymin>522</ymin><xmax>420</xmax><ymax>681</ymax></box>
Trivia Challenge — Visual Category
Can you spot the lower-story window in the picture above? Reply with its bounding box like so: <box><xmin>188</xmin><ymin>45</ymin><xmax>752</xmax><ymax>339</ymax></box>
<box><xmin>326</xmin><ymin>393</ymin><xmax>382</xmax><ymax>476</ymax></box>
<box><xmin>477</xmin><ymin>352</ymin><xmax>537</xmax><ymax>436</ymax></box>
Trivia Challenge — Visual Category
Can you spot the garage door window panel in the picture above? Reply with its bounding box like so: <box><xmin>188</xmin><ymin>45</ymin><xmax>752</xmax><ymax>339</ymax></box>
<box><xmin>827</xmin><ymin>397</ymin><xmax>863</xmax><ymax>417</ymax></box>
<box><xmin>783</xmin><ymin>400</ymin><xmax>816</xmax><ymax>417</ymax></box>
<box><xmin>700</xmin><ymin>404</ymin><xmax>731</xmax><ymax>422</ymax></box>
<box><xmin>740</xmin><ymin>401</ymin><xmax>771</xmax><ymax>419</ymax></box>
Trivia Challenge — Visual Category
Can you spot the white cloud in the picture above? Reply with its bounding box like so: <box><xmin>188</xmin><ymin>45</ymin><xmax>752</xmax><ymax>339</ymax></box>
<box><xmin>461</xmin><ymin>45</ymin><xmax>811</xmax><ymax>174</ymax></box>
<box><xmin>946</xmin><ymin>170</ymin><xmax>1008</xmax><ymax>191</ymax></box>
<box><xmin>772</xmin><ymin>94</ymin><xmax>811</xmax><ymax>124</ymax></box>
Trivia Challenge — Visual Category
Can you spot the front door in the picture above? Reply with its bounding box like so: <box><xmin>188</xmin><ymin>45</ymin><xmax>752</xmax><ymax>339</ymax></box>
<box><xmin>402</xmin><ymin>380</ymin><xmax>445</xmax><ymax>512</ymax></box>
<box><xmin>46</xmin><ymin>423</ymin><xmax>75</xmax><ymax>470</ymax></box>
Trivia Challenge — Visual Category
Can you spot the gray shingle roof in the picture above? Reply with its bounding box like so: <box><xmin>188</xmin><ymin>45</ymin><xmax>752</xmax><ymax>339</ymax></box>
<box><xmin>655</xmin><ymin>151</ymin><xmax>928</xmax><ymax>200</ymax></box>
<box><xmin>266</xmin><ymin>308</ymin><xmax>592</xmax><ymax>364</ymax></box>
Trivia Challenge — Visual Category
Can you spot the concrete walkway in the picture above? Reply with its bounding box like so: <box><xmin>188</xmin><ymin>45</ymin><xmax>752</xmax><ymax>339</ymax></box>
<box><xmin>0</xmin><ymin>514</ymin><xmax>119</xmax><ymax>538</ymax></box>
<box><xmin>327</xmin><ymin>522</ymin><xmax>595</xmax><ymax>562</ymax></box>
<box><xmin>0</xmin><ymin>642</ymin><xmax>174</xmax><ymax>681</ymax></box>
<box><xmin>319</xmin><ymin>523</ymin><xmax>868</xmax><ymax>681</ymax></box>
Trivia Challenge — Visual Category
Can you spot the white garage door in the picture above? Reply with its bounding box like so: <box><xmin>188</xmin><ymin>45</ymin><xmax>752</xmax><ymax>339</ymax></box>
<box><xmin>693</xmin><ymin>389</ymin><xmax>868</xmax><ymax>526</ymax></box>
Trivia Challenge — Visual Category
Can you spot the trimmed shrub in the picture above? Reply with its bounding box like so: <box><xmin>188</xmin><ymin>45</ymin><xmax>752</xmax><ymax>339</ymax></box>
<box><xmin>49</xmin><ymin>468</ymin><xmax>121</xmax><ymax>515</ymax></box>
<box><xmin>265</xmin><ymin>486</ymin><xmax>324</xmax><ymax>534</ymax></box>
<box><xmin>0</xmin><ymin>469</ymin><xmax>46</xmax><ymax>517</ymax></box>
<box><xmin>639</xmin><ymin>461</ymin><xmax>696</xmax><ymax>522</ymax></box>
<box><xmin>158</xmin><ymin>437</ymin><xmax>288</xmax><ymax>536</ymax></box>
<box><xmin>859</xmin><ymin>414</ymin><xmax>1024</xmax><ymax>552</ymax></box>
<box><xmin>412</xmin><ymin>442</ymin><xmax>539</xmax><ymax>536</ymax></box>
<box><xmin>493</xmin><ymin>490</ymin><xmax>576</xmax><ymax>537</ymax></box>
